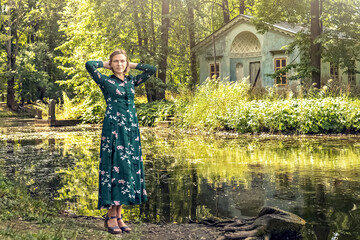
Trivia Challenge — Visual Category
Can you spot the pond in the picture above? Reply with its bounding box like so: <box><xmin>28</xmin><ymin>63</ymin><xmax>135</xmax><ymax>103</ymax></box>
<box><xmin>1</xmin><ymin>119</ymin><xmax>360</xmax><ymax>239</ymax></box>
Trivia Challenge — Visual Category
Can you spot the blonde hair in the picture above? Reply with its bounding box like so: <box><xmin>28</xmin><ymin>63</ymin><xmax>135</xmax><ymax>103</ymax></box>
<box><xmin>109</xmin><ymin>49</ymin><xmax>130</xmax><ymax>74</ymax></box>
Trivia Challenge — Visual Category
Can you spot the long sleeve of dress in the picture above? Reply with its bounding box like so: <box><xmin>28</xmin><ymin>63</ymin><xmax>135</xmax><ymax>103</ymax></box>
<box><xmin>85</xmin><ymin>61</ymin><xmax>105</xmax><ymax>85</ymax></box>
<box><xmin>134</xmin><ymin>63</ymin><xmax>157</xmax><ymax>87</ymax></box>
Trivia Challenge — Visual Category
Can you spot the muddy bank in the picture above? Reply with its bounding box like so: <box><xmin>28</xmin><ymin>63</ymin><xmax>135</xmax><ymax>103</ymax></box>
<box><xmin>136</xmin><ymin>222</ymin><xmax>222</xmax><ymax>240</ymax></box>
<box><xmin>0</xmin><ymin>215</ymin><xmax>223</xmax><ymax>240</ymax></box>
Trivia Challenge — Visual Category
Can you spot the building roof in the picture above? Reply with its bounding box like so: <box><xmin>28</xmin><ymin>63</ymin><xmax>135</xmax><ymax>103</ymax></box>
<box><xmin>193</xmin><ymin>14</ymin><xmax>303</xmax><ymax>52</ymax></box>
<box><xmin>273</xmin><ymin>22</ymin><xmax>304</xmax><ymax>34</ymax></box>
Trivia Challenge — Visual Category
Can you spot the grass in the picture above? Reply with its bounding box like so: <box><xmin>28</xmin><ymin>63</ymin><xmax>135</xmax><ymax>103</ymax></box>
<box><xmin>0</xmin><ymin>102</ymin><xmax>34</xmax><ymax>118</ymax></box>
<box><xmin>0</xmin><ymin>217</ymin><xmax>143</xmax><ymax>240</ymax></box>
<box><xmin>0</xmin><ymin>162</ymin><xmax>143</xmax><ymax>240</ymax></box>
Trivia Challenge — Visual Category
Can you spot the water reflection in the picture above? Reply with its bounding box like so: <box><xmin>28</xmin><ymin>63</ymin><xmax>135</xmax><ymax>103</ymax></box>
<box><xmin>1</xmin><ymin>122</ymin><xmax>360</xmax><ymax>239</ymax></box>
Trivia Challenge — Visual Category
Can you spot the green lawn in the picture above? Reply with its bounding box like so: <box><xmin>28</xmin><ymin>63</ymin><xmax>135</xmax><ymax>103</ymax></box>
<box><xmin>0</xmin><ymin>103</ymin><xmax>35</xmax><ymax>118</ymax></box>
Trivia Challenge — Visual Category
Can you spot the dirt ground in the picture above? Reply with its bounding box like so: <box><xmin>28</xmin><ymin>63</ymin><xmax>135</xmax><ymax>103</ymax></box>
<box><xmin>85</xmin><ymin>216</ymin><xmax>223</xmax><ymax>240</ymax></box>
<box><xmin>134</xmin><ymin>222</ymin><xmax>222</xmax><ymax>240</ymax></box>
<box><xmin>0</xmin><ymin>216</ymin><xmax>223</xmax><ymax>240</ymax></box>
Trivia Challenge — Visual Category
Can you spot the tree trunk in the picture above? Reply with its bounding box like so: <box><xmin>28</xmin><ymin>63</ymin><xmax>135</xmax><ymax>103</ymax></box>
<box><xmin>145</xmin><ymin>81</ymin><xmax>156</xmax><ymax>103</ymax></box>
<box><xmin>157</xmin><ymin>0</ymin><xmax>170</xmax><ymax>100</ymax></box>
<box><xmin>142</xmin><ymin>28</ymin><xmax>148</xmax><ymax>47</ymax></box>
<box><xmin>133</xmin><ymin>0</ymin><xmax>154</xmax><ymax>102</ymax></box>
<box><xmin>212</xmin><ymin>2</ymin><xmax>217</xmax><ymax>79</ymax></box>
<box><xmin>310</xmin><ymin>0</ymin><xmax>321</xmax><ymax>88</ymax></box>
<box><xmin>239</xmin><ymin>0</ymin><xmax>245</xmax><ymax>14</ymax></box>
<box><xmin>222</xmin><ymin>0</ymin><xmax>230</xmax><ymax>23</ymax></box>
<box><xmin>144</xmin><ymin>0</ymin><xmax>157</xmax><ymax>102</ymax></box>
<box><xmin>187</xmin><ymin>0</ymin><xmax>198</xmax><ymax>90</ymax></box>
<box><xmin>132</xmin><ymin>0</ymin><xmax>142</xmax><ymax>47</ymax></box>
<box><xmin>6</xmin><ymin>1</ymin><xmax>16</xmax><ymax>110</ymax></box>
<box><xmin>150</xmin><ymin>0</ymin><xmax>156</xmax><ymax>54</ymax></box>
<box><xmin>140</xmin><ymin>1</ymin><xmax>149</xmax><ymax>51</ymax></box>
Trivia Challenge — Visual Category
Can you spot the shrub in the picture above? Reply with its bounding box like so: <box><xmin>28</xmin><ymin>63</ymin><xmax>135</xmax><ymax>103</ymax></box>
<box><xmin>136</xmin><ymin>100</ymin><xmax>175</xmax><ymax>127</ymax></box>
<box><xmin>176</xmin><ymin>78</ymin><xmax>360</xmax><ymax>134</ymax></box>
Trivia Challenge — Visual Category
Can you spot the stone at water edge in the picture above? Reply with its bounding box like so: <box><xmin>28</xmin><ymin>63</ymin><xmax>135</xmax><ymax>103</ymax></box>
<box><xmin>254</xmin><ymin>207</ymin><xmax>306</xmax><ymax>234</ymax></box>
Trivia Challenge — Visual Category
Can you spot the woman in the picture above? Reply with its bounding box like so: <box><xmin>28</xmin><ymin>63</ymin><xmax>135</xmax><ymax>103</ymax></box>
<box><xmin>85</xmin><ymin>50</ymin><xmax>157</xmax><ymax>234</ymax></box>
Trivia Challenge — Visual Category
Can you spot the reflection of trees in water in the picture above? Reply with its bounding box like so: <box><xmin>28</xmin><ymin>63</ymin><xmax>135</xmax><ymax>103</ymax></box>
<box><xmin>191</xmin><ymin>164</ymin><xmax>198</xmax><ymax>220</ymax></box>
<box><xmin>142</xmin><ymin>154</ymin><xmax>202</xmax><ymax>223</ymax></box>
<box><xmin>198</xmin><ymin>179</ymin><xmax>241</xmax><ymax>218</ymax></box>
<box><xmin>141</xmin><ymin>132</ymin><xmax>360</xmax><ymax>215</ymax></box>
<box><xmin>312</xmin><ymin>183</ymin><xmax>330</xmax><ymax>240</ymax></box>
<box><xmin>196</xmin><ymin>164</ymin><xmax>266</xmax><ymax>218</ymax></box>
<box><xmin>0</xmin><ymin>131</ymin><xmax>102</xmax><ymax>216</ymax></box>
<box><xmin>56</xmin><ymin>154</ymin><xmax>100</xmax><ymax>216</ymax></box>
<box><xmin>295</xmin><ymin>177</ymin><xmax>360</xmax><ymax>239</ymax></box>
<box><xmin>1</xmin><ymin>138</ymin><xmax>75</xmax><ymax>202</ymax></box>
<box><xmin>53</xmin><ymin>134</ymin><xmax>102</xmax><ymax>216</ymax></box>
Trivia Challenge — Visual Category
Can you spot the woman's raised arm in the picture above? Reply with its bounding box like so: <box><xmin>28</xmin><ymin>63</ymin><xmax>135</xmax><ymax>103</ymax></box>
<box><xmin>85</xmin><ymin>61</ymin><xmax>110</xmax><ymax>85</ymax></box>
<box><xmin>131</xmin><ymin>63</ymin><xmax>157</xmax><ymax>87</ymax></box>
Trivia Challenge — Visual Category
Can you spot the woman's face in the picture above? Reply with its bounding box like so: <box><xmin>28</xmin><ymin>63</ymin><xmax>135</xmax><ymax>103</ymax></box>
<box><xmin>110</xmin><ymin>54</ymin><xmax>127</xmax><ymax>74</ymax></box>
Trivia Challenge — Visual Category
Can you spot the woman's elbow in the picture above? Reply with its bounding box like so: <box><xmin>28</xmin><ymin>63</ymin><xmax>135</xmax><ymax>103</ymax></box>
<box><xmin>151</xmin><ymin>65</ymin><xmax>157</xmax><ymax>73</ymax></box>
<box><xmin>85</xmin><ymin>61</ymin><xmax>92</xmax><ymax>71</ymax></box>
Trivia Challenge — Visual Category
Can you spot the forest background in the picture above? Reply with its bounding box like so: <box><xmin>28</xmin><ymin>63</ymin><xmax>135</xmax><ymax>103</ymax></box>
<box><xmin>1</xmin><ymin>0</ymin><xmax>360</xmax><ymax>133</ymax></box>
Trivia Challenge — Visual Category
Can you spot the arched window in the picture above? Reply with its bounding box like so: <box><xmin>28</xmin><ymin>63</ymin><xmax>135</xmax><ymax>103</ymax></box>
<box><xmin>230</xmin><ymin>31</ymin><xmax>261</xmax><ymax>58</ymax></box>
<box><xmin>236</xmin><ymin>63</ymin><xmax>244</xmax><ymax>81</ymax></box>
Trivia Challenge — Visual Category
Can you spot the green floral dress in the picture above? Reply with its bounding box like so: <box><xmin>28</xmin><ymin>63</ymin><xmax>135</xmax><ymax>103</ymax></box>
<box><xmin>85</xmin><ymin>61</ymin><xmax>156</xmax><ymax>209</ymax></box>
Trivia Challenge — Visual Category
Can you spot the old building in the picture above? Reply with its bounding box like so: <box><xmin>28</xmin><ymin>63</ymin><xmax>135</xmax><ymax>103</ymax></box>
<box><xmin>193</xmin><ymin>14</ymin><xmax>359</xmax><ymax>88</ymax></box>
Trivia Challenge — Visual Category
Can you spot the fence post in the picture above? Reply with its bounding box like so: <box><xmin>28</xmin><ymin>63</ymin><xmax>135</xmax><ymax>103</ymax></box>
<box><xmin>35</xmin><ymin>109</ymin><xmax>42</xmax><ymax>119</ymax></box>
<box><xmin>48</xmin><ymin>99</ymin><xmax>56</xmax><ymax>123</ymax></box>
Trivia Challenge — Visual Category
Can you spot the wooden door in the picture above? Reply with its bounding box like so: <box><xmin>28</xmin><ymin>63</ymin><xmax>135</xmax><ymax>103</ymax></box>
<box><xmin>250</xmin><ymin>62</ymin><xmax>261</xmax><ymax>87</ymax></box>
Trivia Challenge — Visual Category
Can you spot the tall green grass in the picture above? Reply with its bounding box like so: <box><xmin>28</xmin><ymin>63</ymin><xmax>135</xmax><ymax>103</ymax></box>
<box><xmin>178</xmin><ymin>78</ymin><xmax>250</xmax><ymax>129</ymax></box>
<box><xmin>173</xmin><ymin>78</ymin><xmax>360</xmax><ymax>134</ymax></box>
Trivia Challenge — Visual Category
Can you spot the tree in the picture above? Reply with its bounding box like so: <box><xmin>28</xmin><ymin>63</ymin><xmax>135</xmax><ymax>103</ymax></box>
<box><xmin>186</xmin><ymin>0</ymin><xmax>198</xmax><ymax>89</ymax></box>
<box><xmin>0</xmin><ymin>0</ymin><xmax>8</xmax><ymax>98</ymax></box>
<box><xmin>310</xmin><ymin>0</ymin><xmax>321</xmax><ymax>88</ymax></box>
<box><xmin>16</xmin><ymin>43</ymin><xmax>51</xmax><ymax>104</ymax></box>
<box><xmin>239</xmin><ymin>0</ymin><xmax>245</xmax><ymax>14</ymax></box>
<box><xmin>252</xmin><ymin>0</ymin><xmax>360</xmax><ymax>87</ymax></box>
<box><xmin>5</xmin><ymin>0</ymin><xmax>19</xmax><ymax>109</ymax></box>
<box><xmin>221</xmin><ymin>0</ymin><xmax>230</xmax><ymax>23</ymax></box>
<box><xmin>1</xmin><ymin>0</ymin><xmax>66</xmax><ymax>108</ymax></box>
<box><xmin>320</xmin><ymin>0</ymin><xmax>360</xmax><ymax>73</ymax></box>
<box><xmin>157</xmin><ymin>0</ymin><xmax>170</xmax><ymax>100</ymax></box>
